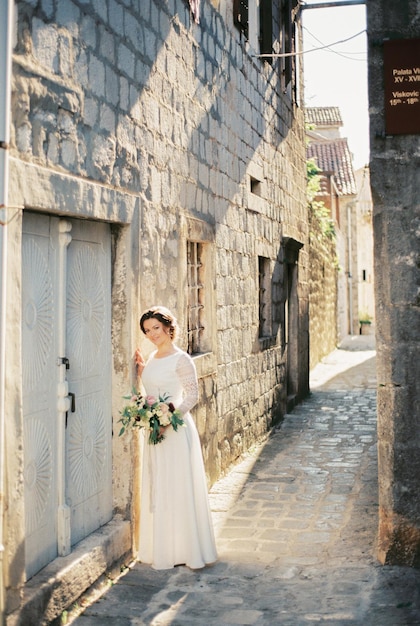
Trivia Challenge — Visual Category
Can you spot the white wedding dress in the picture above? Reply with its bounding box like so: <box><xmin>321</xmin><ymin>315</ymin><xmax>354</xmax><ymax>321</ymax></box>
<box><xmin>138</xmin><ymin>348</ymin><xmax>217</xmax><ymax>570</ymax></box>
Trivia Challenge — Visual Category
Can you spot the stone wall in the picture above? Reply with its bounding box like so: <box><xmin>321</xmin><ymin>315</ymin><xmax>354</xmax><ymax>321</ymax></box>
<box><xmin>6</xmin><ymin>0</ymin><xmax>309</xmax><ymax>619</ymax></box>
<box><xmin>367</xmin><ymin>0</ymin><xmax>420</xmax><ymax>565</ymax></box>
<box><xmin>308</xmin><ymin>206</ymin><xmax>338</xmax><ymax>370</ymax></box>
<box><xmin>10</xmin><ymin>0</ymin><xmax>308</xmax><ymax>478</ymax></box>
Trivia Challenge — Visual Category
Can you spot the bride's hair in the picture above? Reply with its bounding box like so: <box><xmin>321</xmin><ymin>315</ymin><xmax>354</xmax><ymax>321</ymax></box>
<box><xmin>140</xmin><ymin>306</ymin><xmax>178</xmax><ymax>340</ymax></box>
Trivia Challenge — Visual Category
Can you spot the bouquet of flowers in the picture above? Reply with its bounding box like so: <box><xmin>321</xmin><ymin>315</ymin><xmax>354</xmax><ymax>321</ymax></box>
<box><xmin>118</xmin><ymin>389</ymin><xmax>184</xmax><ymax>445</ymax></box>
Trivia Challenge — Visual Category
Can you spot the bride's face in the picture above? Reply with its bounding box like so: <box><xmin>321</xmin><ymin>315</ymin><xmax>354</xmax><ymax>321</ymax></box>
<box><xmin>143</xmin><ymin>318</ymin><xmax>171</xmax><ymax>347</ymax></box>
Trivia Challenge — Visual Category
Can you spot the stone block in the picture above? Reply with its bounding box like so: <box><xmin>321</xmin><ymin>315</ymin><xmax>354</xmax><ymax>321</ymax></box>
<box><xmin>89</xmin><ymin>54</ymin><xmax>106</xmax><ymax>97</ymax></box>
<box><xmin>32</xmin><ymin>18</ymin><xmax>58</xmax><ymax>72</ymax></box>
<box><xmin>16</xmin><ymin>122</ymin><xmax>32</xmax><ymax>154</ymax></box>
<box><xmin>89</xmin><ymin>134</ymin><xmax>116</xmax><ymax>181</ymax></box>
<box><xmin>58</xmin><ymin>32</ymin><xmax>72</xmax><ymax>76</ymax></box>
<box><xmin>75</xmin><ymin>47</ymin><xmax>89</xmax><ymax>86</ymax></box>
<box><xmin>80</xmin><ymin>14</ymin><xmax>97</xmax><ymax>49</ymax></box>
<box><xmin>47</xmin><ymin>132</ymin><xmax>59</xmax><ymax>162</ymax></box>
<box><xmin>143</xmin><ymin>27</ymin><xmax>157</xmax><ymax>64</ymax></box>
<box><xmin>100</xmin><ymin>103</ymin><xmax>116</xmax><ymax>133</ymax></box>
<box><xmin>109</xmin><ymin>0</ymin><xmax>124</xmax><ymax>34</ymax></box>
<box><xmin>61</xmin><ymin>137</ymin><xmax>77</xmax><ymax>168</ymax></box>
<box><xmin>56</xmin><ymin>0</ymin><xmax>80</xmax><ymax>36</ymax></box>
<box><xmin>83</xmin><ymin>96</ymin><xmax>98</xmax><ymax>128</ymax></box>
<box><xmin>100</xmin><ymin>28</ymin><xmax>116</xmax><ymax>67</ymax></box>
<box><xmin>41</xmin><ymin>0</ymin><xmax>54</xmax><ymax>19</ymax></box>
<box><xmin>118</xmin><ymin>42</ymin><xmax>136</xmax><ymax>80</ymax></box>
<box><xmin>92</xmin><ymin>0</ymin><xmax>108</xmax><ymax>22</ymax></box>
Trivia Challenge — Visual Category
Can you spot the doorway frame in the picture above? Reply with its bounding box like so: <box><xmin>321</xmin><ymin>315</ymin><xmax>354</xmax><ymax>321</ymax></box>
<box><xmin>6</xmin><ymin>158</ymin><xmax>138</xmax><ymax>621</ymax></box>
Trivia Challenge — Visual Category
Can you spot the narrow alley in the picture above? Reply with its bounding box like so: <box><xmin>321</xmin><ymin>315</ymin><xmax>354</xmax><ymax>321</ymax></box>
<box><xmin>67</xmin><ymin>337</ymin><xmax>420</xmax><ymax>626</ymax></box>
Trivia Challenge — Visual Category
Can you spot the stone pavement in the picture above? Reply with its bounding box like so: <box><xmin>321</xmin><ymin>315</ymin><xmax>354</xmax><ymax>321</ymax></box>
<box><xmin>68</xmin><ymin>336</ymin><xmax>420</xmax><ymax>626</ymax></box>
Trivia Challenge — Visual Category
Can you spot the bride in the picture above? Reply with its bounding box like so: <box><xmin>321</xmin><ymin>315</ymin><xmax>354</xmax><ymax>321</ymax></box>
<box><xmin>134</xmin><ymin>306</ymin><xmax>217</xmax><ymax>570</ymax></box>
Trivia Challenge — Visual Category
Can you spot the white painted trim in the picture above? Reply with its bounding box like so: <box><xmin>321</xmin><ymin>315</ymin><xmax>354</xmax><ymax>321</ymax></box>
<box><xmin>0</xmin><ymin>3</ymin><xmax>13</xmax><ymax>623</ymax></box>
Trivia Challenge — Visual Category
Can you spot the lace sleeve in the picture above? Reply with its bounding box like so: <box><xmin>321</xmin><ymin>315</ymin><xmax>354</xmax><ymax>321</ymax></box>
<box><xmin>176</xmin><ymin>352</ymin><xmax>199</xmax><ymax>416</ymax></box>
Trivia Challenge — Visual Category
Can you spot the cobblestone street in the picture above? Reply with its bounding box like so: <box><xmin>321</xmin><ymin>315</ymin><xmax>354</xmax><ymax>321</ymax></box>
<box><xmin>69</xmin><ymin>337</ymin><xmax>420</xmax><ymax>626</ymax></box>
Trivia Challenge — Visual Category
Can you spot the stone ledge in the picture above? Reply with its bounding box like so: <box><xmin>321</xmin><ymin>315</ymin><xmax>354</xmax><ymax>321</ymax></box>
<box><xmin>9</xmin><ymin>158</ymin><xmax>138</xmax><ymax>224</ymax></box>
<box><xmin>6</xmin><ymin>517</ymin><xmax>132</xmax><ymax>626</ymax></box>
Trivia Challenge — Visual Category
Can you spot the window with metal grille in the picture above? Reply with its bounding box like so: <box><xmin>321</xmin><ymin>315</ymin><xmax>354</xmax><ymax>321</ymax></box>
<box><xmin>259</xmin><ymin>256</ymin><xmax>272</xmax><ymax>338</ymax></box>
<box><xmin>187</xmin><ymin>241</ymin><xmax>205</xmax><ymax>355</ymax></box>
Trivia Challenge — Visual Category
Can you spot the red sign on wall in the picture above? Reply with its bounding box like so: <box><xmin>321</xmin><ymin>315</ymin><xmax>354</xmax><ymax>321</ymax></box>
<box><xmin>384</xmin><ymin>38</ymin><xmax>420</xmax><ymax>135</ymax></box>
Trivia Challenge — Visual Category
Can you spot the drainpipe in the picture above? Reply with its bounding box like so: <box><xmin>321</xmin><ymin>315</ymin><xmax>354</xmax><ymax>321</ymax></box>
<box><xmin>0</xmin><ymin>1</ymin><xmax>13</xmax><ymax>624</ymax></box>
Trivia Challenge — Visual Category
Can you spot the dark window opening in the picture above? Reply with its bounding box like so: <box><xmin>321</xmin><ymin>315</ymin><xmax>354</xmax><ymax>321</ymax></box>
<box><xmin>250</xmin><ymin>176</ymin><xmax>262</xmax><ymax>196</ymax></box>
<box><xmin>234</xmin><ymin>0</ymin><xmax>249</xmax><ymax>39</ymax></box>
<box><xmin>260</xmin><ymin>0</ymin><xmax>273</xmax><ymax>60</ymax></box>
<box><xmin>279</xmin><ymin>0</ymin><xmax>299</xmax><ymax>89</ymax></box>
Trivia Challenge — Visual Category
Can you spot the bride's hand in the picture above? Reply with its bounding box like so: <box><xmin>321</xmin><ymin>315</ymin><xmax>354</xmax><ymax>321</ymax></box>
<box><xmin>134</xmin><ymin>349</ymin><xmax>145</xmax><ymax>375</ymax></box>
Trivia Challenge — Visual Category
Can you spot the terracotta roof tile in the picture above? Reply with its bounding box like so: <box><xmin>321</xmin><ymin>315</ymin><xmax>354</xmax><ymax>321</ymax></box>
<box><xmin>305</xmin><ymin>106</ymin><xmax>343</xmax><ymax>127</ymax></box>
<box><xmin>307</xmin><ymin>138</ymin><xmax>356</xmax><ymax>196</ymax></box>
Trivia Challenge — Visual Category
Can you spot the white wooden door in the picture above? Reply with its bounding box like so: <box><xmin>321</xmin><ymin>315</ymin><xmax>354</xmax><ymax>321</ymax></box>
<box><xmin>65</xmin><ymin>219</ymin><xmax>112</xmax><ymax>545</ymax></box>
<box><xmin>22</xmin><ymin>213</ymin><xmax>60</xmax><ymax>578</ymax></box>
<box><xmin>22</xmin><ymin>214</ymin><xmax>112</xmax><ymax>579</ymax></box>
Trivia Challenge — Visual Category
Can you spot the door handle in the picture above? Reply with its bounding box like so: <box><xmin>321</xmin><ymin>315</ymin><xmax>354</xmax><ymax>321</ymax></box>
<box><xmin>68</xmin><ymin>392</ymin><xmax>76</xmax><ymax>413</ymax></box>
<box><xmin>65</xmin><ymin>392</ymin><xmax>76</xmax><ymax>428</ymax></box>
<box><xmin>57</xmin><ymin>356</ymin><xmax>70</xmax><ymax>369</ymax></box>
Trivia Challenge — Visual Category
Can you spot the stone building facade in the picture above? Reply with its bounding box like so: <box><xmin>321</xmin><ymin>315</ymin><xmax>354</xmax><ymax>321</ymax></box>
<box><xmin>306</xmin><ymin>106</ymin><xmax>358</xmax><ymax>343</ymax></box>
<box><xmin>306</xmin><ymin>107</ymin><xmax>376</xmax><ymax>349</ymax></box>
<box><xmin>367</xmin><ymin>1</ymin><xmax>420</xmax><ymax>565</ymax></box>
<box><xmin>1</xmin><ymin>0</ymin><xmax>308</xmax><ymax>621</ymax></box>
<box><xmin>354</xmin><ymin>165</ymin><xmax>374</xmax><ymax>334</ymax></box>
<box><xmin>307</xmin><ymin>204</ymin><xmax>337</xmax><ymax>371</ymax></box>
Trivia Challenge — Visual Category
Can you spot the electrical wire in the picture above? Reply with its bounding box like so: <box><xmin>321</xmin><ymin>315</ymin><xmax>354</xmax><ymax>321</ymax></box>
<box><xmin>257</xmin><ymin>29</ymin><xmax>366</xmax><ymax>58</ymax></box>
<box><xmin>303</xmin><ymin>25</ymin><xmax>367</xmax><ymax>61</ymax></box>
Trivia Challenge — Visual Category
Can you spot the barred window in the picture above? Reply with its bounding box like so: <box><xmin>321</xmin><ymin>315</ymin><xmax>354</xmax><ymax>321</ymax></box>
<box><xmin>187</xmin><ymin>241</ymin><xmax>205</xmax><ymax>355</ymax></box>
<box><xmin>259</xmin><ymin>256</ymin><xmax>272</xmax><ymax>338</ymax></box>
